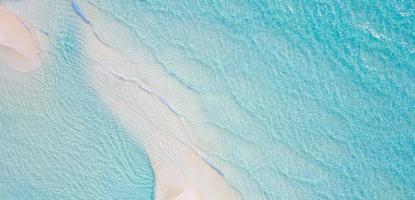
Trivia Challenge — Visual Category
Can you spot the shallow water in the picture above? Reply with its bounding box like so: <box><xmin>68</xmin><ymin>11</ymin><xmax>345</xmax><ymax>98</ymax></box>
<box><xmin>1</xmin><ymin>0</ymin><xmax>414</xmax><ymax>199</ymax></box>
<box><xmin>0</xmin><ymin>15</ymin><xmax>154</xmax><ymax>199</ymax></box>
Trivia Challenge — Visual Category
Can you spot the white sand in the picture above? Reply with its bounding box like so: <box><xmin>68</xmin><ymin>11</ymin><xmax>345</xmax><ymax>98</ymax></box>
<box><xmin>170</xmin><ymin>187</ymin><xmax>202</xmax><ymax>200</ymax></box>
<box><xmin>0</xmin><ymin>6</ymin><xmax>41</xmax><ymax>72</ymax></box>
<box><xmin>79</xmin><ymin>2</ymin><xmax>237</xmax><ymax>200</ymax></box>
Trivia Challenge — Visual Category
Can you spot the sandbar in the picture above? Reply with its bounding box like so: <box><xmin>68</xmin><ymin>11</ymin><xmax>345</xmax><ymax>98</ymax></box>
<box><xmin>78</xmin><ymin>2</ymin><xmax>237</xmax><ymax>199</ymax></box>
<box><xmin>0</xmin><ymin>6</ymin><xmax>40</xmax><ymax>72</ymax></box>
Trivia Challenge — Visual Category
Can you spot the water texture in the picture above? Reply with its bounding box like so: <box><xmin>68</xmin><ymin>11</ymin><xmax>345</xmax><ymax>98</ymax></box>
<box><xmin>86</xmin><ymin>0</ymin><xmax>414</xmax><ymax>199</ymax></box>
<box><xmin>1</xmin><ymin>0</ymin><xmax>414</xmax><ymax>199</ymax></box>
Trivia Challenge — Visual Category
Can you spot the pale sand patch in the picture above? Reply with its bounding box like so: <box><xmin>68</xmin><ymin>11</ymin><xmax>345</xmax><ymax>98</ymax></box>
<box><xmin>0</xmin><ymin>6</ymin><xmax>41</xmax><ymax>72</ymax></box>
<box><xmin>170</xmin><ymin>187</ymin><xmax>202</xmax><ymax>200</ymax></box>
<box><xmin>79</xmin><ymin>3</ymin><xmax>237</xmax><ymax>199</ymax></box>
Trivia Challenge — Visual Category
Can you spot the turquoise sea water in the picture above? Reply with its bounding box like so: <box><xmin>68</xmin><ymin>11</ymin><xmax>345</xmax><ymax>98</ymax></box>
<box><xmin>1</xmin><ymin>0</ymin><xmax>414</xmax><ymax>199</ymax></box>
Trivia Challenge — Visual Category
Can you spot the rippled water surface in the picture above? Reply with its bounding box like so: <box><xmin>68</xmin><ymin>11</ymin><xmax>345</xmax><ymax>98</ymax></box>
<box><xmin>1</xmin><ymin>0</ymin><xmax>414</xmax><ymax>199</ymax></box>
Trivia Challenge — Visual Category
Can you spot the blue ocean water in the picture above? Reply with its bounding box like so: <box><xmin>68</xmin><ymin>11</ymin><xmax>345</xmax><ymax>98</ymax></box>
<box><xmin>0</xmin><ymin>16</ymin><xmax>154</xmax><ymax>199</ymax></box>
<box><xmin>87</xmin><ymin>0</ymin><xmax>414</xmax><ymax>199</ymax></box>
<box><xmin>0</xmin><ymin>0</ymin><xmax>414</xmax><ymax>199</ymax></box>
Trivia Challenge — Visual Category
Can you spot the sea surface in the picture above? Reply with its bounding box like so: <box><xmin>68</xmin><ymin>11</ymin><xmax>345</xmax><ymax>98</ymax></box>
<box><xmin>1</xmin><ymin>0</ymin><xmax>414</xmax><ymax>199</ymax></box>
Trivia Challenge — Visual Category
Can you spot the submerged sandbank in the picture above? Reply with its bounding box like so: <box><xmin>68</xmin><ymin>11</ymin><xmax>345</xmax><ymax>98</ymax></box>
<box><xmin>86</xmin><ymin>22</ymin><xmax>235</xmax><ymax>200</ymax></box>
<box><xmin>0</xmin><ymin>6</ymin><xmax>40</xmax><ymax>72</ymax></box>
<box><xmin>77</xmin><ymin>2</ymin><xmax>237</xmax><ymax>199</ymax></box>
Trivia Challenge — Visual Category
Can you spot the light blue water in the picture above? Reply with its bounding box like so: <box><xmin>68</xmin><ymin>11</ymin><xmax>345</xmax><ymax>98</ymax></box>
<box><xmin>87</xmin><ymin>0</ymin><xmax>415</xmax><ymax>199</ymax></box>
<box><xmin>0</xmin><ymin>14</ymin><xmax>154</xmax><ymax>199</ymax></box>
<box><xmin>1</xmin><ymin>0</ymin><xmax>414</xmax><ymax>199</ymax></box>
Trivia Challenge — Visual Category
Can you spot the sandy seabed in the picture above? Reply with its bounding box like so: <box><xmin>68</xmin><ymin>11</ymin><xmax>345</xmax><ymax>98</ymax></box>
<box><xmin>82</xmin><ymin>3</ymin><xmax>237</xmax><ymax>199</ymax></box>
<box><xmin>0</xmin><ymin>6</ymin><xmax>41</xmax><ymax>72</ymax></box>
